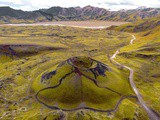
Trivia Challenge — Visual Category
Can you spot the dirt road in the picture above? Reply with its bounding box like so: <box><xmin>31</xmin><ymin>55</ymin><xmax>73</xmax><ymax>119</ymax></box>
<box><xmin>110</xmin><ymin>34</ymin><xmax>160</xmax><ymax>120</ymax></box>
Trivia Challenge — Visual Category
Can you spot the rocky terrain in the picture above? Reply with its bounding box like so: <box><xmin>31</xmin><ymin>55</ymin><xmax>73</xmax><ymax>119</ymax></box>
<box><xmin>0</xmin><ymin>6</ymin><xmax>160</xmax><ymax>23</ymax></box>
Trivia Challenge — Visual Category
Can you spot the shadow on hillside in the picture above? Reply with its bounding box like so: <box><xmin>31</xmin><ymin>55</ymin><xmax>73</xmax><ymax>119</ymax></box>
<box><xmin>0</xmin><ymin>44</ymin><xmax>65</xmax><ymax>58</ymax></box>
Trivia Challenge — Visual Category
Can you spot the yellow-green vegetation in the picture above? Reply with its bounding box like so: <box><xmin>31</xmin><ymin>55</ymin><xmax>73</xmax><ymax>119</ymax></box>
<box><xmin>114</xmin><ymin>16</ymin><xmax>160</xmax><ymax>32</ymax></box>
<box><xmin>0</xmin><ymin>25</ymin><xmax>146</xmax><ymax>120</ymax></box>
<box><xmin>32</xmin><ymin>56</ymin><xmax>135</xmax><ymax>111</ymax></box>
<box><xmin>112</xmin><ymin>18</ymin><xmax>160</xmax><ymax>119</ymax></box>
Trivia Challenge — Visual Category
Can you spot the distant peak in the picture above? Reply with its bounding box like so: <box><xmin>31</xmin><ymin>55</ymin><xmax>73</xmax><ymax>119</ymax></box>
<box><xmin>84</xmin><ymin>5</ymin><xmax>93</xmax><ymax>7</ymax></box>
<box><xmin>0</xmin><ymin>6</ymin><xmax>11</xmax><ymax>9</ymax></box>
<box><xmin>83</xmin><ymin>5</ymin><xmax>95</xmax><ymax>9</ymax></box>
<box><xmin>118</xmin><ymin>9</ymin><xmax>128</xmax><ymax>12</ymax></box>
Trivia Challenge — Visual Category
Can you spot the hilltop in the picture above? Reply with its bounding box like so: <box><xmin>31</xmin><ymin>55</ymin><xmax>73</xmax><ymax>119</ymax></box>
<box><xmin>0</xmin><ymin>6</ymin><xmax>160</xmax><ymax>23</ymax></box>
<box><xmin>111</xmin><ymin>16</ymin><xmax>160</xmax><ymax>32</ymax></box>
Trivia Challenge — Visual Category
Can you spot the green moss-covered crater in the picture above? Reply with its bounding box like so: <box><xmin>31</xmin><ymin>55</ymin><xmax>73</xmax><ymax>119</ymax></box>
<box><xmin>32</xmin><ymin>56</ymin><xmax>136</xmax><ymax>112</ymax></box>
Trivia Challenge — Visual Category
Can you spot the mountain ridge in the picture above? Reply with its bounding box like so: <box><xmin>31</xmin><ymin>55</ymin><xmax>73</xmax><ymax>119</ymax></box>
<box><xmin>0</xmin><ymin>6</ymin><xmax>160</xmax><ymax>23</ymax></box>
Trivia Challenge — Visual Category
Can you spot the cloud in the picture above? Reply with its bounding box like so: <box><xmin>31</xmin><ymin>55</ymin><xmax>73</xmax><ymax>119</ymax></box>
<box><xmin>120</xmin><ymin>1</ymin><xmax>135</xmax><ymax>6</ymax></box>
<box><xmin>97</xmin><ymin>3</ymin><xmax>102</xmax><ymax>5</ymax></box>
<box><xmin>0</xmin><ymin>0</ymin><xmax>34</xmax><ymax>10</ymax></box>
<box><xmin>0</xmin><ymin>1</ymin><xmax>25</xmax><ymax>7</ymax></box>
<box><xmin>97</xmin><ymin>0</ymin><xmax>160</xmax><ymax>10</ymax></box>
<box><xmin>0</xmin><ymin>0</ymin><xmax>160</xmax><ymax>11</ymax></box>
<box><xmin>104</xmin><ymin>2</ymin><xmax>120</xmax><ymax>6</ymax></box>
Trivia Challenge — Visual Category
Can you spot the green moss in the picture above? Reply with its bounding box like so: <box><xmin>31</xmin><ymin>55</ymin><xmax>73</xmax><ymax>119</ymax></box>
<box><xmin>0</xmin><ymin>25</ymin><xmax>157</xmax><ymax>119</ymax></box>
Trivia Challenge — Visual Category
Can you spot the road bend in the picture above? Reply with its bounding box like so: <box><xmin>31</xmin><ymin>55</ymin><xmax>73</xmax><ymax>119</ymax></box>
<box><xmin>110</xmin><ymin>34</ymin><xmax>160</xmax><ymax>120</ymax></box>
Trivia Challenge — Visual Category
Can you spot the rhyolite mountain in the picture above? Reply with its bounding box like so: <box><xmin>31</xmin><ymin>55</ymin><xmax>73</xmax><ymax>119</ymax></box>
<box><xmin>0</xmin><ymin>6</ymin><xmax>160</xmax><ymax>23</ymax></box>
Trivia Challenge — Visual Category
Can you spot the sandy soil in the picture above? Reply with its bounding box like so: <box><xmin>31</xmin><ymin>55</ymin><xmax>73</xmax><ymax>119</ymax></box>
<box><xmin>0</xmin><ymin>21</ymin><xmax>128</xmax><ymax>28</ymax></box>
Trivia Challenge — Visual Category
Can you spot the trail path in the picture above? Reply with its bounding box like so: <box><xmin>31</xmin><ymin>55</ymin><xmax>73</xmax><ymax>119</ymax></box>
<box><xmin>1</xmin><ymin>24</ymin><xmax>159</xmax><ymax>119</ymax></box>
<box><xmin>110</xmin><ymin>34</ymin><xmax>160</xmax><ymax>120</ymax></box>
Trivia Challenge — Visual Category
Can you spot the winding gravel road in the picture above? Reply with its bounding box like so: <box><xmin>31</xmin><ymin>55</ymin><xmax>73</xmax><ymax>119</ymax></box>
<box><xmin>3</xmin><ymin>23</ymin><xmax>159</xmax><ymax>119</ymax></box>
<box><xmin>110</xmin><ymin>34</ymin><xmax>160</xmax><ymax>120</ymax></box>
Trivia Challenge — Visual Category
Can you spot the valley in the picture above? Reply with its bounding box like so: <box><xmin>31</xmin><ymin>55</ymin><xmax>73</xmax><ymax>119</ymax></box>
<box><xmin>0</xmin><ymin>25</ymin><xmax>139</xmax><ymax>120</ymax></box>
<box><xmin>0</xmin><ymin>21</ymin><xmax>128</xmax><ymax>29</ymax></box>
<box><xmin>0</xmin><ymin>17</ymin><xmax>160</xmax><ymax>120</ymax></box>
<box><xmin>0</xmin><ymin>0</ymin><xmax>160</xmax><ymax>119</ymax></box>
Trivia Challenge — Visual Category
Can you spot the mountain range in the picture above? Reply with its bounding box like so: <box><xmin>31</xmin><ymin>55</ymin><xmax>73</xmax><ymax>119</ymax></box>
<box><xmin>0</xmin><ymin>6</ymin><xmax>160</xmax><ymax>23</ymax></box>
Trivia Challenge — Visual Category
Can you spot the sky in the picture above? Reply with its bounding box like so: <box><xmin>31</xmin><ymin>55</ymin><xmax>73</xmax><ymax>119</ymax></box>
<box><xmin>0</xmin><ymin>0</ymin><xmax>160</xmax><ymax>11</ymax></box>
